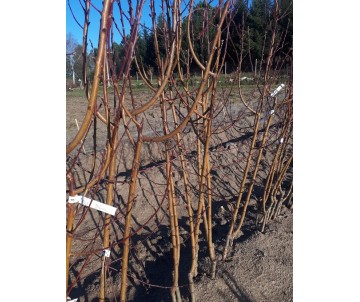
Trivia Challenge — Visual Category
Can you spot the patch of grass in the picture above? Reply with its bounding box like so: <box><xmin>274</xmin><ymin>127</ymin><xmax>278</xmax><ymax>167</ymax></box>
<box><xmin>66</xmin><ymin>89</ymin><xmax>89</xmax><ymax>98</ymax></box>
<box><xmin>65</xmin><ymin>73</ymin><xmax>288</xmax><ymax>99</ymax></box>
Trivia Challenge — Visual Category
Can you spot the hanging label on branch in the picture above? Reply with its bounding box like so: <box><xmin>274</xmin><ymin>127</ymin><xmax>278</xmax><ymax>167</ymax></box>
<box><xmin>102</xmin><ymin>249</ymin><xmax>111</xmax><ymax>257</ymax></box>
<box><xmin>262</xmin><ymin>109</ymin><xmax>275</xmax><ymax>120</ymax></box>
<box><xmin>68</xmin><ymin>195</ymin><xmax>117</xmax><ymax>216</ymax></box>
<box><xmin>270</xmin><ymin>83</ymin><xmax>285</xmax><ymax>97</ymax></box>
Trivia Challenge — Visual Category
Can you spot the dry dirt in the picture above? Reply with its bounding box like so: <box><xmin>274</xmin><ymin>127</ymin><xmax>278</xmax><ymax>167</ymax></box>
<box><xmin>66</xmin><ymin>87</ymin><xmax>292</xmax><ymax>302</ymax></box>
<box><xmin>192</xmin><ymin>209</ymin><xmax>292</xmax><ymax>302</ymax></box>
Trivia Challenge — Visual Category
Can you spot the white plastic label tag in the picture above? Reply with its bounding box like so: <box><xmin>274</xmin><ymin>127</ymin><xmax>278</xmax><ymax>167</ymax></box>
<box><xmin>102</xmin><ymin>249</ymin><xmax>111</xmax><ymax>257</ymax></box>
<box><xmin>68</xmin><ymin>196</ymin><xmax>79</xmax><ymax>204</ymax></box>
<box><xmin>270</xmin><ymin>83</ymin><xmax>285</xmax><ymax>97</ymax></box>
<box><xmin>67</xmin><ymin>297</ymin><xmax>78</xmax><ymax>302</ymax></box>
<box><xmin>68</xmin><ymin>195</ymin><xmax>117</xmax><ymax>216</ymax></box>
<box><xmin>263</xmin><ymin>109</ymin><xmax>275</xmax><ymax>119</ymax></box>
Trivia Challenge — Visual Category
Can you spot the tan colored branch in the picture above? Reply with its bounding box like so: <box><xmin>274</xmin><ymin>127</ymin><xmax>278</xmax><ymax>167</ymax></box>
<box><xmin>67</xmin><ymin>0</ymin><xmax>113</xmax><ymax>155</ymax></box>
<box><xmin>186</xmin><ymin>0</ymin><xmax>216</xmax><ymax>77</ymax></box>
<box><xmin>99</xmin><ymin>136</ymin><xmax>117</xmax><ymax>301</ymax></box>
<box><xmin>120</xmin><ymin>133</ymin><xmax>143</xmax><ymax>302</ymax></box>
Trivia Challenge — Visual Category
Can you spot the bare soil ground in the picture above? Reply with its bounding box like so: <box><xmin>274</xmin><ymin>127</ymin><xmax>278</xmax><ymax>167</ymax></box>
<box><xmin>193</xmin><ymin>209</ymin><xmax>292</xmax><ymax>302</ymax></box>
<box><xmin>66</xmin><ymin>86</ymin><xmax>292</xmax><ymax>302</ymax></box>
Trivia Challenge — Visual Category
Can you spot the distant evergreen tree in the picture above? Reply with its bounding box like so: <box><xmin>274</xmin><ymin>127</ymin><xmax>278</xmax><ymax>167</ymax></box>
<box><xmin>247</xmin><ymin>0</ymin><xmax>274</xmax><ymax>70</ymax></box>
<box><xmin>125</xmin><ymin>0</ymin><xmax>292</xmax><ymax>77</ymax></box>
<box><xmin>112</xmin><ymin>41</ymin><xmax>125</xmax><ymax>77</ymax></box>
<box><xmin>143</xmin><ymin>28</ymin><xmax>157</xmax><ymax>70</ymax></box>
<box><xmin>278</xmin><ymin>0</ymin><xmax>293</xmax><ymax>58</ymax></box>
<box><xmin>182</xmin><ymin>1</ymin><xmax>217</xmax><ymax>73</ymax></box>
<box><xmin>224</xmin><ymin>0</ymin><xmax>250</xmax><ymax>71</ymax></box>
<box><xmin>155</xmin><ymin>13</ymin><xmax>167</xmax><ymax>64</ymax></box>
<box><xmin>133</xmin><ymin>27</ymin><xmax>157</xmax><ymax>75</ymax></box>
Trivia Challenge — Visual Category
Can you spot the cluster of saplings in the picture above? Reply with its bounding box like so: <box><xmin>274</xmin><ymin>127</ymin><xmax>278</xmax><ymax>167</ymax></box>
<box><xmin>66</xmin><ymin>0</ymin><xmax>292</xmax><ymax>301</ymax></box>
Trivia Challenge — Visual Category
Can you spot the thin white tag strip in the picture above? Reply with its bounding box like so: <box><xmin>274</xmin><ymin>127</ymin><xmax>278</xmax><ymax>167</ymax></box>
<box><xmin>262</xmin><ymin>109</ymin><xmax>275</xmax><ymax>120</ymax></box>
<box><xmin>270</xmin><ymin>83</ymin><xmax>285</xmax><ymax>97</ymax></box>
<box><xmin>67</xmin><ymin>297</ymin><xmax>78</xmax><ymax>302</ymax></box>
<box><xmin>102</xmin><ymin>249</ymin><xmax>111</xmax><ymax>257</ymax></box>
<box><xmin>68</xmin><ymin>196</ymin><xmax>80</xmax><ymax>203</ymax></box>
<box><xmin>68</xmin><ymin>195</ymin><xmax>117</xmax><ymax>216</ymax></box>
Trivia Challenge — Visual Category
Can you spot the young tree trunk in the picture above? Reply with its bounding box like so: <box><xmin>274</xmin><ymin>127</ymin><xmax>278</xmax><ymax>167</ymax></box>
<box><xmin>99</xmin><ymin>137</ymin><xmax>117</xmax><ymax>301</ymax></box>
<box><xmin>66</xmin><ymin>175</ymin><xmax>75</xmax><ymax>298</ymax></box>
<box><xmin>223</xmin><ymin>113</ymin><xmax>260</xmax><ymax>260</ymax></box>
<box><xmin>120</xmin><ymin>134</ymin><xmax>143</xmax><ymax>302</ymax></box>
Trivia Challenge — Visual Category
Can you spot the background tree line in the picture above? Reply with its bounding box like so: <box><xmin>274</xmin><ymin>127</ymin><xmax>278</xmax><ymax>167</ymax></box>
<box><xmin>66</xmin><ymin>0</ymin><xmax>292</xmax><ymax>85</ymax></box>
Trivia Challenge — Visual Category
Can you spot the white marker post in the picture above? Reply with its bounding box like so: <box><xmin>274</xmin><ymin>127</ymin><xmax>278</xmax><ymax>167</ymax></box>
<box><xmin>74</xmin><ymin>119</ymin><xmax>86</xmax><ymax>154</ymax></box>
<box><xmin>68</xmin><ymin>195</ymin><xmax>117</xmax><ymax>216</ymax></box>
<box><xmin>270</xmin><ymin>83</ymin><xmax>285</xmax><ymax>97</ymax></box>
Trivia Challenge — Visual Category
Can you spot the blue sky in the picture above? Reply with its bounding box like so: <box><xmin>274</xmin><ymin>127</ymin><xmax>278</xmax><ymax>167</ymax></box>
<box><xmin>66</xmin><ymin>0</ymin><xmax>225</xmax><ymax>48</ymax></box>
<box><xmin>66</xmin><ymin>0</ymin><xmax>166</xmax><ymax>47</ymax></box>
